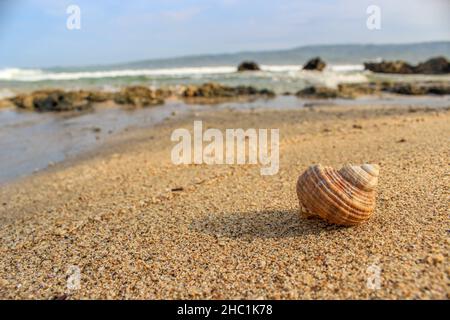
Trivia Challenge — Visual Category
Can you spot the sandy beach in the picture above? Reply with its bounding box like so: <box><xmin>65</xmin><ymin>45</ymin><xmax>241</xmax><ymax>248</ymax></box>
<box><xmin>0</xmin><ymin>103</ymin><xmax>448</xmax><ymax>299</ymax></box>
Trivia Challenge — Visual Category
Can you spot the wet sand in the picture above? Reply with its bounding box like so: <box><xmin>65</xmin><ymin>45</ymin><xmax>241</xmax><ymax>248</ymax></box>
<box><xmin>2</xmin><ymin>95</ymin><xmax>450</xmax><ymax>184</ymax></box>
<box><xmin>0</xmin><ymin>103</ymin><xmax>449</xmax><ymax>299</ymax></box>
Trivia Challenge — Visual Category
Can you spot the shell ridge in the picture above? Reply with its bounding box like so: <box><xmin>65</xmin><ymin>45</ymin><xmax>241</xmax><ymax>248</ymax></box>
<box><xmin>296</xmin><ymin>163</ymin><xmax>379</xmax><ymax>225</ymax></box>
<box><xmin>309</xmin><ymin>167</ymin><xmax>368</xmax><ymax>224</ymax></box>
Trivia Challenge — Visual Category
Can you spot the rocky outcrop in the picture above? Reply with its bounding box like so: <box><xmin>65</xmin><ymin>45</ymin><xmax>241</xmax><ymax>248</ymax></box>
<box><xmin>344</xmin><ymin>81</ymin><xmax>450</xmax><ymax>95</ymax></box>
<box><xmin>364</xmin><ymin>60</ymin><xmax>415</xmax><ymax>74</ymax></box>
<box><xmin>237</xmin><ymin>61</ymin><xmax>261</xmax><ymax>72</ymax></box>
<box><xmin>85</xmin><ymin>90</ymin><xmax>115</xmax><ymax>102</ymax></box>
<box><xmin>7</xmin><ymin>79</ymin><xmax>448</xmax><ymax>113</ymax></box>
<box><xmin>10</xmin><ymin>89</ymin><xmax>92</xmax><ymax>112</ymax></box>
<box><xmin>8</xmin><ymin>87</ymin><xmax>168</xmax><ymax>111</ymax></box>
<box><xmin>383</xmin><ymin>82</ymin><xmax>450</xmax><ymax>95</ymax></box>
<box><xmin>414</xmin><ymin>57</ymin><xmax>450</xmax><ymax>74</ymax></box>
<box><xmin>296</xmin><ymin>86</ymin><xmax>339</xmax><ymax>99</ymax></box>
<box><xmin>113</xmin><ymin>86</ymin><xmax>165</xmax><ymax>107</ymax></box>
<box><xmin>7</xmin><ymin>84</ymin><xmax>276</xmax><ymax>112</ymax></box>
<box><xmin>297</xmin><ymin>81</ymin><xmax>450</xmax><ymax>99</ymax></box>
<box><xmin>364</xmin><ymin>57</ymin><xmax>450</xmax><ymax>74</ymax></box>
<box><xmin>303</xmin><ymin>57</ymin><xmax>326</xmax><ymax>71</ymax></box>
<box><xmin>337</xmin><ymin>83</ymin><xmax>386</xmax><ymax>97</ymax></box>
<box><xmin>182</xmin><ymin>82</ymin><xmax>274</xmax><ymax>98</ymax></box>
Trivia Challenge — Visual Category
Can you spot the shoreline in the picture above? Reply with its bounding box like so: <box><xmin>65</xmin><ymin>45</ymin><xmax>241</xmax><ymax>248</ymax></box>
<box><xmin>0</xmin><ymin>102</ymin><xmax>448</xmax><ymax>299</ymax></box>
<box><xmin>1</xmin><ymin>95</ymin><xmax>450</xmax><ymax>185</ymax></box>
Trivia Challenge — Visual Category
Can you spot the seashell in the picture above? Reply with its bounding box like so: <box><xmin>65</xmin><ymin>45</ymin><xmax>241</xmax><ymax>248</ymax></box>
<box><xmin>296</xmin><ymin>163</ymin><xmax>380</xmax><ymax>226</ymax></box>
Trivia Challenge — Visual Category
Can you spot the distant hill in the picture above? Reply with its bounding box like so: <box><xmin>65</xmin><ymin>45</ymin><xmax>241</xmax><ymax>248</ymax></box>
<box><xmin>51</xmin><ymin>42</ymin><xmax>450</xmax><ymax>71</ymax></box>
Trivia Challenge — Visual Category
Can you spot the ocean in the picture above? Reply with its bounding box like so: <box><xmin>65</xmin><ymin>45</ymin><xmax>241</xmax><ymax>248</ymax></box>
<box><xmin>1</xmin><ymin>42</ymin><xmax>449</xmax><ymax>183</ymax></box>
<box><xmin>1</xmin><ymin>42</ymin><xmax>449</xmax><ymax>97</ymax></box>
<box><xmin>0</xmin><ymin>64</ymin><xmax>369</xmax><ymax>97</ymax></box>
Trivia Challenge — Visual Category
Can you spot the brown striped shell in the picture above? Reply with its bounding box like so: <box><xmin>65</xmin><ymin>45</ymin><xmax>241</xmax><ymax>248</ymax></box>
<box><xmin>296</xmin><ymin>164</ymin><xmax>380</xmax><ymax>226</ymax></box>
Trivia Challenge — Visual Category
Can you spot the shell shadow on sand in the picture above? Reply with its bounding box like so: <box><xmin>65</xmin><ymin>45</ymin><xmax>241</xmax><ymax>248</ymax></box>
<box><xmin>190</xmin><ymin>209</ymin><xmax>345</xmax><ymax>240</ymax></box>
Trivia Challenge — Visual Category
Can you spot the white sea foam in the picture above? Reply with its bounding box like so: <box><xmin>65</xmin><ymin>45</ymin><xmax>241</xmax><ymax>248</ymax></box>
<box><xmin>328</xmin><ymin>64</ymin><xmax>365</xmax><ymax>72</ymax></box>
<box><xmin>0</xmin><ymin>68</ymin><xmax>46</xmax><ymax>81</ymax></box>
<box><xmin>0</xmin><ymin>66</ymin><xmax>235</xmax><ymax>81</ymax></box>
<box><xmin>300</xmin><ymin>70</ymin><xmax>368</xmax><ymax>88</ymax></box>
<box><xmin>0</xmin><ymin>64</ymin><xmax>366</xmax><ymax>82</ymax></box>
<box><xmin>260</xmin><ymin>65</ymin><xmax>302</xmax><ymax>72</ymax></box>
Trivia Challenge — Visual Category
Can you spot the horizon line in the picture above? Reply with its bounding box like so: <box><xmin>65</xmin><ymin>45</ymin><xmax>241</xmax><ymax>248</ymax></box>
<box><xmin>5</xmin><ymin>40</ymin><xmax>450</xmax><ymax>70</ymax></box>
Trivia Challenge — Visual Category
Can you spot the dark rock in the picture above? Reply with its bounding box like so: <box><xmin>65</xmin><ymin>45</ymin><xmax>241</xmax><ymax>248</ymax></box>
<box><xmin>303</xmin><ymin>57</ymin><xmax>326</xmax><ymax>71</ymax></box>
<box><xmin>296</xmin><ymin>86</ymin><xmax>339</xmax><ymax>99</ymax></box>
<box><xmin>383</xmin><ymin>83</ymin><xmax>425</xmax><ymax>95</ymax></box>
<box><xmin>86</xmin><ymin>90</ymin><xmax>115</xmax><ymax>102</ymax></box>
<box><xmin>364</xmin><ymin>60</ymin><xmax>415</xmax><ymax>74</ymax></box>
<box><xmin>154</xmin><ymin>88</ymin><xmax>172</xmax><ymax>99</ymax></box>
<box><xmin>383</xmin><ymin>82</ymin><xmax>450</xmax><ymax>95</ymax></box>
<box><xmin>255</xmin><ymin>88</ymin><xmax>275</xmax><ymax>96</ymax></box>
<box><xmin>339</xmin><ymin>81</ymin><xmax>450</xmax><ymax>96</ymax></box>
<box><xmin>425</xmin><ymin>85</ymin><xmax>450</xmax><ymax>95</ymax></box>
<box><xmin>182</xmin><ymin>82</ymin><xmax>274</xmax><ymax>98</ymax></box>
<box><xmin>10</xmin><ymin>89</ymin><xmax>91</xmax><ymax>112</ymax></box>
<box><xmin>113</xmin><ymin>86</ymin><xmax>165</xmax><ymax>107</ymax></box>
<box><xmin>10</xmin><ymin>87</ymin><xmax>169</xmax><ymax>111</ymax></box>
<box><xmin>297</xmin><ymin>80</ymin><xmax>450</xmax><ymax>99</ymax></box>
<box><xmin>237</xmin><ymin>61</ymin><xmax>260</xmax><ymax>72</ymax></box>
<box><xmin>414</xmin><ymin>57</ymin><xmax>450</xmax><ymax>74</ymax></box>
<box><xmin>364</xmin><ymin>57</ymin><xmax>450</xmax><ymax>74</ymax></box>
<box><xmin>337</xmin><ymin>83</ymin><xmax>384</xmax><ymax>97</ymax></box>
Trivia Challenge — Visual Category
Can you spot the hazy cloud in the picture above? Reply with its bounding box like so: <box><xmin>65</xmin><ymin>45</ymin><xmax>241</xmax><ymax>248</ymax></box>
<box><xmin>0</xmin><ymin>0</ymin><xmax>448</xmax><ymax>67</ymax></box>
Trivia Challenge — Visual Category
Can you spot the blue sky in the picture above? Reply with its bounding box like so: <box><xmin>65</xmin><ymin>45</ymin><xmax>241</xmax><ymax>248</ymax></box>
<box><xmin>0</xmin><ymin>0</ymin><xmax>449</xmax><ymax>68</ymax></box>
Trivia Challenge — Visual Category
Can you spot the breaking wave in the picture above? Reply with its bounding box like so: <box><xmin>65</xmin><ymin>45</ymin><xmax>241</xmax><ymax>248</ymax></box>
<box><xmin>0</xmin><ymin>64</ymin><xmax>366</xmax><ymax>82</ymax></box>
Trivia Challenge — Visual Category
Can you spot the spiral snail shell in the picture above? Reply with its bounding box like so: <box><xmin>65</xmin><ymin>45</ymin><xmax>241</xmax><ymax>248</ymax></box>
<box><xmin>296</xmin><ymin>164</ymin><xmax>380</xmax><ymax>226</ymax></box>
